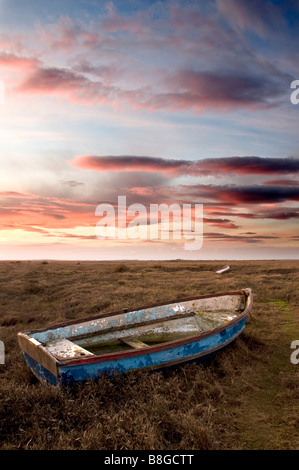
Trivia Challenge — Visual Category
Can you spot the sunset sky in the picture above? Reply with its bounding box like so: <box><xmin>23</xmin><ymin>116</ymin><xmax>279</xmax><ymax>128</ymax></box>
<box><xmin>0</xmin><ymin>0</ymin><xmax>298</xmax><ymax>260</ymax></box>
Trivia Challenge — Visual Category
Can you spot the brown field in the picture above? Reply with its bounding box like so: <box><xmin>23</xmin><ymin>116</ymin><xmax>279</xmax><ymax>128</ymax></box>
<box><xmin>0</xmin><ymin>259</ymin><xmax>298</xmax><ymax>450</ymax></box>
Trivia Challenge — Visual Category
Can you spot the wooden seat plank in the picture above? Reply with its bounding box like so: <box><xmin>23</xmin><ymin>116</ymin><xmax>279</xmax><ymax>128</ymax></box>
<box><xmin>119</xmin><ymin>338</ymin><xmax>149</xmax><ymax>349</ymax></box>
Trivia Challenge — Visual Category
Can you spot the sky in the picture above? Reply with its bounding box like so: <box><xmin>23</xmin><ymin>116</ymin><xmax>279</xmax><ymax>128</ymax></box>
<box><xmin>0</xmin><ymin>0</ymin><xmax>298</xmax><ymax>260</ymax></box>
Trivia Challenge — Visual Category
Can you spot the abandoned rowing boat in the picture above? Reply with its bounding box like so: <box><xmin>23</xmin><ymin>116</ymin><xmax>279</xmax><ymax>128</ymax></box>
<box><xmin>215</xmin><ymin>265</ymin><xmax>230</xmax><ymax>274</ymax></box>
<box><xmin>18</xmin><ymin>288</ymin><xmax>253</xmax><ymax>385</ymax></box>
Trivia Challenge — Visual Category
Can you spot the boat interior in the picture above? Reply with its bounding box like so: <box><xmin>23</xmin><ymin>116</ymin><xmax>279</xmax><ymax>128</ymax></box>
<box><xmin>29</xmin><ymin>293</ymin><xmax>246</xmax><ymax>361</ymax></box>
<box><xmin>44</xmin><ymin>309</ymin><xmax>240</xmax><ymax>360</ymax></box>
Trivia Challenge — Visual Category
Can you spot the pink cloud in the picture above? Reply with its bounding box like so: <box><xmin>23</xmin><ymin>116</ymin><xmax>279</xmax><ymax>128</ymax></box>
<box><xmin>197</xmin><ymin>156</ymin><xmax>299</xmax><ymax>175</ymax></box>
<box><xmin>0</xmin><ymin>191</ymin><xmax>39</xmax><ymax>198</ymax></box>
<box><xmin>3</xmin><ymin>52</ymin><xmax>288</xmax><ymax>114</ymax></box>
<box><xmin>128</xmin><ymin>187</ymin><xmax>156</xmax><ymax>197</ymax></box>
<box><xmin>0</xmin><ymin>52</ymin><xmax>39</xmax><ymax>69</ymax></box>
<box><xmin>0</xmin><ymin>192</ymin><xmax>97</xmax><ymax>231</ymax></box>
<box><xmin>263</xmin><ymin>179</ymin><xmax>299</xmax><ymax>186</ymax></box>
<box><xmin>204</xmin><ymin>218</ymin><xmax>240</xmax><ymax>229</ymax></box>
<box><xmin>70</xmin><ymin>155</ymin><xmax>191</xmax><ymax>176</ymax></box>
<box><xmin>70</xmin><ymin>155</ymin><xmax>299</xmax><ymax>179</ymax></box>
<box><xmin>19</xmin><ymin>66</ymin><xmax>88</xmax><ymax>93</ymax></box>
<box><xmin>178</xmin><ymin>183</ymin><xmax>299</xmax><ymax>205</ymax></box>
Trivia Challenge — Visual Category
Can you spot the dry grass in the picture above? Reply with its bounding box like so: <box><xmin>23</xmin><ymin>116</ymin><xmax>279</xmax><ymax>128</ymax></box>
<box><xmin>0</xmin><ymin>259</ymin><xmax>298</xmax><ymax>450</ymax></box>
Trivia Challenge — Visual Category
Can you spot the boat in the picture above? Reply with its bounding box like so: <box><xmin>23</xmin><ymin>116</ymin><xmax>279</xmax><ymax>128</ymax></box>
<box><xmin>214</xmin><ymin>265</ymin><xmax>230</xmax><ymax>274</ymax></box>
<box><xmin>18</xmin><ymin>288</ymin><xmax>253</xmax><ymax>385</ymax></box>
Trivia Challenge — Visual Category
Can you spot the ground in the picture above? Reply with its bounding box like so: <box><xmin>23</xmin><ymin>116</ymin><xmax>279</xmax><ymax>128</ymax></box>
<box><xmin>0</xmin><ymin>259</ymin><xmax>298</xmax><ymax>450</ymax></box>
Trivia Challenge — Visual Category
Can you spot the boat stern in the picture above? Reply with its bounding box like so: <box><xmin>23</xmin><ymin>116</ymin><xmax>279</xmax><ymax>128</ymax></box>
<box><xmin>18</xmin><ymin>332</ymin><xmax>59</xmax><ymax>385</ymax></box>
